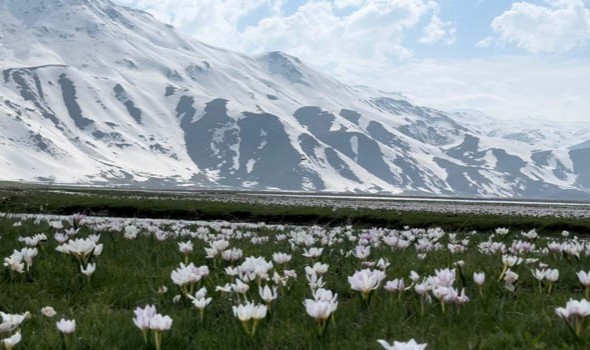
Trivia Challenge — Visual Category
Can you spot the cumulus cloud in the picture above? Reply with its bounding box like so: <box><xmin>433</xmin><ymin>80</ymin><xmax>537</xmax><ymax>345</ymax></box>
<box><xmin>113</xmin><ymin>0</ymin><xmax>278</xmax><ymax>46</ymax></box>
<box><xmin>419</xmin><ymin>16</ymin><xmax>456</xmax><ymax>45</ymax></box>
<box><xmin>114</xmin><ymin>0</ymin><xmax>446</xmax><ymax>65</ymax></box>
<box><xmin>491</xmin><ymin>0</ymin><xmax>590</xmax><ymax>53</ymax></box>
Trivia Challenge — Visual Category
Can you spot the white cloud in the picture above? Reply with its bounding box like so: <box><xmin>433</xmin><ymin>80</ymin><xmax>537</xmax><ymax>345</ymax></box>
<box><xmin>348</xmin><ymin>57</ymin><xmax>590</xmax><ymax>122</ymax></box>
<box><xmin>476</xmin><ymin>36</ymin><xmax>493</xmax><ymax>48</ymax></box>
<box><xmin>113</xmin><ymin>0</ymin><xmax>279</xmax><ymax>46</ymax></box>
<box><xmin>239</xmin><ymin>0</ymin><xmax>440</xmax><ymax>64</ymax></box>
<box><xmin>115</xmin><ymin>0</ymin><xmax>444</xmax><ymax>64</ymax></box>
<box><xmin>491</xmin><ymin>0</ymin><xmax>590</xmax><ymax>53</ymax></box>
<box><xmin>419</xmin><ymin>16</ymin><xmax>456</xmax><ymax>45</ymax></box>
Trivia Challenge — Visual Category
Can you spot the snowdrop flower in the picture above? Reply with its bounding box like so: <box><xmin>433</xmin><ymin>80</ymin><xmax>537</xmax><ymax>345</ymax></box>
<box><xmin>377</xmin><ymin>338</ymin><xmax>428</xmax><ymax>349</ymax></box>
<box><xmin>348</xmin><ymin>269</ymin><xmax>386</xmax><ymax>300</ymax></box>
<box><xmin>41</xmin><ymin>306</ymin><xmax>57</xmax><ymax>318</ymax></box>
<box><xmin>1</xmin><ymin>331</ymin><xmax>21</xmax><ymax>350</ymax></box>
<box><xmin>555</xmin><ymin>299</ymin><xmax>590</xmax><ymax>336</ymax></box>
<box><xmin>56</xmin><ymin>319</ymin><xmax>76</xmax><ymax>334</ymax></box>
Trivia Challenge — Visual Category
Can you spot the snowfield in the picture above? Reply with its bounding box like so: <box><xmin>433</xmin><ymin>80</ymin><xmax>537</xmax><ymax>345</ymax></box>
<box><xmin>0</xmin><ymin>0</ymin><xmax>589</xmax><ymax>199</ymax></box>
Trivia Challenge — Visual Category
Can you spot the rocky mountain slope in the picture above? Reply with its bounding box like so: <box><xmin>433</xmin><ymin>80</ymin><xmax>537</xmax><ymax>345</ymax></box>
<box><xmin>0</xmin><ymin>0</ymin><xmax>588</xmax><ymax>199</ymax></box>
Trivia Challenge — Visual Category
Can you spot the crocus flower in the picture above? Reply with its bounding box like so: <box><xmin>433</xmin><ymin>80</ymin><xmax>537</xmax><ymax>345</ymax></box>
<box><xmin>1</xmin><ymin>331</ymin><xmax>21</xmax><ymax>350</ymax></box>
<box><xmin>577</xmin><ymin>271</ymin><xmax>590</xmax><ymax>298</ymax></box>
<box><xmin>348</xmin><ymin>269</ymin><xmax>386</xmax><ymax>301</ymax></box>
<box><xmin>377</xmin><ymin>338</ymin><xmax>428</xmax><ymax>349</ymax></box>
<box><xmin>56</xmin><ymin>319</ymin><xmax>76</xmax><ymax>334</ymax></box>
<box><xmin>556</xmin><ymin>299</ymin><xmax>590</xmax><ymax>336</ymax></box>
<box><xmin>41</xmin><ymin>306</ymin><xmax>57</xmax><ymax>318</ymax></box>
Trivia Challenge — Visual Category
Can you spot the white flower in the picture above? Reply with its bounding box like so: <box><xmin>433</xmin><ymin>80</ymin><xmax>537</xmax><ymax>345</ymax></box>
<box><xmin>532</xmin><ymin>269</ymin><xmax>547</xmax><ymax>282</ymax></box>
<box><xmin>304</xmin><ymin>299</ymin><xmax>336</xmax><ymax>321</ymax></box>
<box><xmin>546</xmin><ymin>269</ymin><xmax>559</xmax><ymax>283</ymax></box>
<box><xmin>1</xmin><ymin>331</ymin><xmax>21</xmax><ymax>350</ymax></box>
<box><xmin>384</xmin><ymin>279</ymin><xmax>405</xmax><ymax>293</ymax></box>
<box><xmin>377</xmin><ymin>338</ymin><xmax>428</xmax><ymax>349</ymax></box>
<box><xmin>170</xmin><ymin>263</ymin><xmax>209</xmax><ymax>287</ymax></box>
<box><xmin>124</xmin><ymin>225</ymin><xmax>140</xmax><ymax>240</ymax></box>
<box><xmin>0</xmin><ymin>312</ymin><xmax>30</xmax><ymax>333</ymax></box>
<box><xmin>232</xmin><ymin>303</ymin><xmax>267</xmax><ymax>322</ymax></box>
<box><xmin>133</xmin><ymin>305</ymin><xmax>157</xmax><ymax>331</ymax></box>
<box><xmin>56</xmin><ymin>319</ymin><xmax>76</xmax><ymax>334</ymax></box>
<box><xmin>41</xmin><ymin>306</ymin><xmax>57</xmax><ymax>318</ymax></box>
<box><xmin>502</xmin><ymin>255</ymin><xmax>522</xmax><ymax>267</ymax></box>
<box><xmin>258</xmin><ymin>285</ymin><xmax>278</xmax><ymax>304</ymax></box>
<box><xmin>178</xmin><ymin>241</ymin><xmax>193</xmax><ymax>255</ymax></box>
<box><xmin>272</xmin><ymin>252</ymin><xmax>292</xmax><ymax>265</ymax></box>
<box><xmin>473</xmin><ymin>272</ymin><xmax>485</xmax><ymax>287</ymax></box>
<box><xmin>495</xmin><ymin>228</ymin><xmax>510</xmax><ymax>236</ymax></box>
<box><xmin>80</xmin><ymin>263</ymin><xmax>96</xmax><ymax>277</ymax></box>
<box><xmin>232</xmin><ymin>279</ymin><xmax>250</xmax><ymax>294</ymax></box>
<box><xmin>222</xmin><ymin>248</ymin><xmax>243</xmax><ymax>262</ymax></box>
<box><xmin>148</xmin><ymin>314</ymin><xmax>173</xmax><ymax>331</ymax></box>
<box><xmin>302</xmin><ymin>247</ymin><xmax>323</xmax><ymax>259</ymax></box>
<box><xmin>348</xmin><ymin>269</ymin><xmax>386</xmax><ymax>299</ymax></box>
<box><xmin>189</xmin><ymin>288</ymin><xmax>212</xmax><ymax>310</ymax></box>
<box><xmin>577</xmin><ymin>271</ymin><xmax>590</xmax><ymax>287</ymax></box>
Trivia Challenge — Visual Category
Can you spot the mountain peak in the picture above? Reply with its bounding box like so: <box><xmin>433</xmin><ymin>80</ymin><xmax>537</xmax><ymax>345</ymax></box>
<box><xmin>256</xmin><ymin>51</ymin><xmax>309</xmax><ymax>85</ymax></box>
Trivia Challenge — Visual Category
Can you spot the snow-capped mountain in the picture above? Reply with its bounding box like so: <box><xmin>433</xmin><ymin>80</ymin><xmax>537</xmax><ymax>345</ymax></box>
<box><xmin>1</xmin><ymin>0</ymin><xmax>589</xmax><ymax>199</ymax></box>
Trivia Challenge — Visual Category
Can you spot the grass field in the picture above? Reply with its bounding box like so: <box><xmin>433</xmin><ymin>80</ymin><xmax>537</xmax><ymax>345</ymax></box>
<box><xmin>1</xmin><ymin>188</ymin><xmax>590</xmax><ymax>233</ymax></box>
<box><xmin>2</xmin><ymin>211</ymin><xmax>590</xmax><ymax>349</ymax></box>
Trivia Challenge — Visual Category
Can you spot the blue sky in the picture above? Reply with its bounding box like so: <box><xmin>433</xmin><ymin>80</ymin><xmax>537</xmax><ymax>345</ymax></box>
<box><xmin>113</xmin><ymin>0</ymin><xmax>590</xmax><ymax>122</ymax></box>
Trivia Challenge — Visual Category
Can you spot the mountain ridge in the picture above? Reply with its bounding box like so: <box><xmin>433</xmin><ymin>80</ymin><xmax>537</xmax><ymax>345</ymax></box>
<box><xmin>1</xmin><ymin>0</ymin><xmax>589</xmax><ymax>199</ymax></box>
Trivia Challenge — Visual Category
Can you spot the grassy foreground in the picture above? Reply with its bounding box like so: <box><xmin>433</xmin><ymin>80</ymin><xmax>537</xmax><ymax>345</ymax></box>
<box><xmin>1</xmin><ymin>188</ymin><xmax>590</xmax><ymax>233</ymax></box>
<box><xmin>1</xmin><ymin>213</ymin><xmax>590</xmax><ymax>349</ymax></box>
